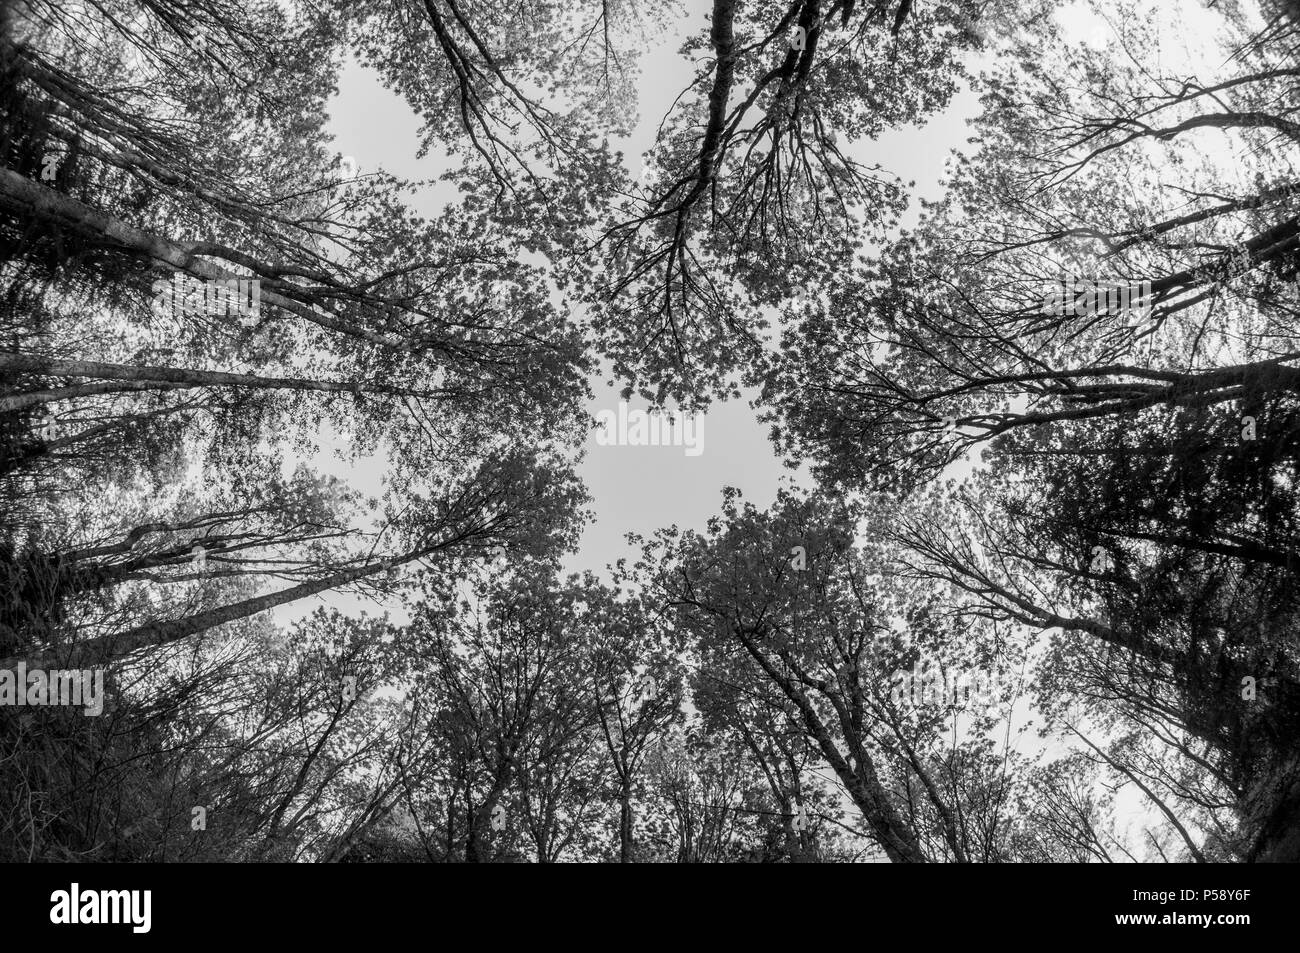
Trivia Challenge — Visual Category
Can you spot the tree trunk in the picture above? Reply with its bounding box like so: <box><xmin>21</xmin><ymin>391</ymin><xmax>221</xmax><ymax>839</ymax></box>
<box><xmin>0</xmin><ymin>168</ymin><xmax>412</xmax><ymax>349</ymax></box>
<box><xmin>619</xmin><ymin>781</ymin><xmax>633</xmax><ymax>863</ymax></box>
<box><xmin>0</xmin><ymin>352</ymin><xmax>442</xmax><ymax>412</ymax></box>
<box><xmin>3</xmin><ymin>549</ymin><xmax>429</xmax><ymax>666</ymax></box>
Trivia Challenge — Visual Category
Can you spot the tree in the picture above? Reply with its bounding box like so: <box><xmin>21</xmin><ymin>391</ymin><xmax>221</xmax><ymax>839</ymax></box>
<box><xmin>633</xmin><ymin>487</ymin><xmax>1029</xmax><ymax>861</ymax></box>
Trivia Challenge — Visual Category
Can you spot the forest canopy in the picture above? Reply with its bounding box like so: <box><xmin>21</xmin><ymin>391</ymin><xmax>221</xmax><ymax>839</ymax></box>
<box><xmin>2</xmin><ymin>0</ymin><xmax>1298</xmax><ymax>863</ymax></box>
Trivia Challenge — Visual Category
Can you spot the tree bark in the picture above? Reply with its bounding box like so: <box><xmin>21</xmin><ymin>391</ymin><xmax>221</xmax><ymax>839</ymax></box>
<box><xmin>619</xmin><ymin>780</ymin><xmax>634</xmax><ymax>863</ymax></box>
<box><xmin>0</xmin><ymin>352</ymin><xmax>447</xmax><ymax>412</ymax></box>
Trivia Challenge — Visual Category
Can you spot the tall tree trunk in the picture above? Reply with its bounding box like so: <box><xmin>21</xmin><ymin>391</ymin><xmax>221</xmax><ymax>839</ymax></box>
<box><xmin>619</xmin><ymin>780</ymin><xmax>633</xmax><ymax>863</ymax></box>
<box><xmin>3</xmin><ymin>546</ymin><xmax>441</xmax><ymax>666</ymax></box>
<box><xmin>0</xmin><ymin>352</ymin><xmax>443</xmax><ymax>412</ymax></box>
<box><xmin>0</xmin><ymin>168</ymin><xmax>413</xmax><ymax>349</ymax></box>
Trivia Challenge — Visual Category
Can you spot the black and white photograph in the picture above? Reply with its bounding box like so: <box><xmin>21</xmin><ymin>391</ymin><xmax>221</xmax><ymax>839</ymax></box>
<box><xmin>0</xmin><ymin>0</ymin><xmax>1293</xmax><ymax>931</ymax></box>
